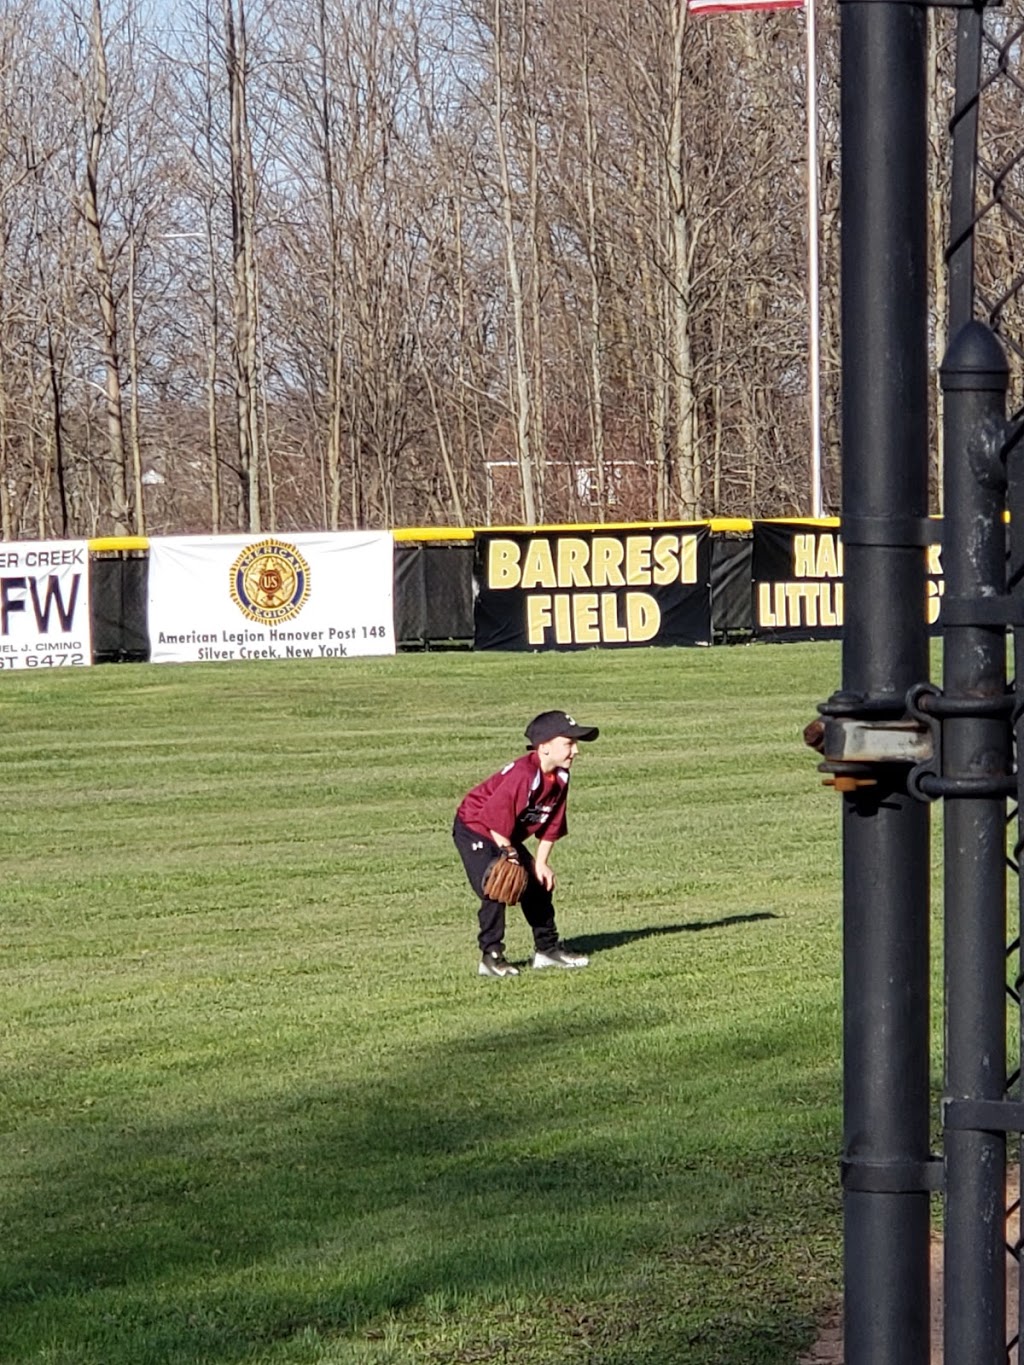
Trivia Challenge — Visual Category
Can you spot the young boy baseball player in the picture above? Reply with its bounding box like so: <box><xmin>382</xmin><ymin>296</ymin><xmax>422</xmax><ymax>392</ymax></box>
<box><xmin>453</xmin><ymin>709</ymin><xmax>599</xmax><ymax>977</ymax></box>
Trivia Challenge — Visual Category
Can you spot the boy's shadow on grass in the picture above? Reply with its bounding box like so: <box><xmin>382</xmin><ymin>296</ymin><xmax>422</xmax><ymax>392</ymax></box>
<box><xmin>569</xmin><ymin>911</ymin><xmax>778</xmax><ymax>956</ymax></box>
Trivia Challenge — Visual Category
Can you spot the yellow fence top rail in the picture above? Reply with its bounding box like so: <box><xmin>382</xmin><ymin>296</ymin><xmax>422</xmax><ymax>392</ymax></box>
<box><xmin>759</xmin><ymin>516</ymin><xmax>841</xmax><ymax>528</ymax></box>
<box><xmin>477</xmin><ymin>519</ymin><xmax>740</xmax><ymax>534</ymax></box>
<box><xmin>393</xmin><ymin>518</ymin><xmax>762</xmax><ymax>538</ymax></box>
<box><xmin>88</xmin><ymin>536</ymin><xmax>150</xmax><ymax>552</ymax></box>
<box><xmin>79</xmin><ymin>520</ymin><xmax>856</xmax><ymax>553</ymax></box>
<box><xmin>391</xmin><ymin>527</ymin><xmax>475</xmax><ymax>541</ymax></box>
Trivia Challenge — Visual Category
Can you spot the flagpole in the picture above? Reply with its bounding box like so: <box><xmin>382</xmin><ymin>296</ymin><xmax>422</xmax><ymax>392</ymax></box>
<box><xmin>806</xmin><ymin>0</ymin><xmax>823</xmax><ymax>517</ymax></box>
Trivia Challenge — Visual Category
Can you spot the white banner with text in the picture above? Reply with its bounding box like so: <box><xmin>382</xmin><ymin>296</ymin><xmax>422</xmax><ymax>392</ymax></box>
<box><xmin>0</xmin><ymin>539</ymin><xmax>91</xmax><ymax>670</ymax></box>
<box><xmin>148</xmin><ymin>533</ymin><xmax>395</xmax><ymax>664</ymax></box>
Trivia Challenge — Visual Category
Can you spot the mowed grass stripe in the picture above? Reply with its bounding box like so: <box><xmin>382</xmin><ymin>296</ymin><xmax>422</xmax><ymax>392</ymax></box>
<box><xmin>2</xmin><ymin>645</ymin><xmax>854</xmax><ymax>1364</ymax></box>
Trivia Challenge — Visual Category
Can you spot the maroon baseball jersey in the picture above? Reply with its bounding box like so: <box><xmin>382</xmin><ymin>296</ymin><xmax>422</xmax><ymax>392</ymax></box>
<box><xmin>456</xmin><ymin>751</ymin><xmax>569</xmax><ymax>843</ymax></box>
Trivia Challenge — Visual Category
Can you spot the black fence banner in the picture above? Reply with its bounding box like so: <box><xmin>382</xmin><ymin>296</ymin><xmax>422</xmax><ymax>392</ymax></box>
<box><xmin>474</xmin><ymin>525</ymin><xmax>712</xmax><ymax>650</ymax></box>
<box><xmin>394</xmin><ymin>540</ymin><xmax>474</xmax><ymax>645</ymax></box>
<box><xmin>710</xmin><ymin>534</ymin><xmax>754</xmax><ymax>637</ymax></box>
<box><xmin>751</xmin><ymin>520</ymin><xmax>944</xmax><ymax>640</ymax></box>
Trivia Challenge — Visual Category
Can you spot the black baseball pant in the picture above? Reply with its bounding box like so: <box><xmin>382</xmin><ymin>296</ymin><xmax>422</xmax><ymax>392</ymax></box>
<box><xmin>452</xmin><ymin>818</ymin><xmax>559</xmax><ymax>956</ymax></box>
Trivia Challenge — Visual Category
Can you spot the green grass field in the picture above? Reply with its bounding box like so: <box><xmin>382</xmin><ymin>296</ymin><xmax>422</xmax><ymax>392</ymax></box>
<box><xmin>1</xmin><ymin>643</ymin><xmax>869</xmax><ymax>1363</ymax></box>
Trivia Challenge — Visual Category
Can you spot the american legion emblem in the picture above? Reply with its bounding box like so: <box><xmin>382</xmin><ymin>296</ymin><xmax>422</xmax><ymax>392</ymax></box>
<box><xmin>229</xmin><ymin>538</ymin><xmax>311</xmax><ymax>624</ymax></box>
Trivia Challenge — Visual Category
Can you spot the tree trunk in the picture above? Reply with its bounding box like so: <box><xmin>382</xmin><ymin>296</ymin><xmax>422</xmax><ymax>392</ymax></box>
<box><xmin>126</xmin><ymin>232</ymin><xmax>146</xmax><ymax>533</ymax></box>
<box><xmin>224</xmin><ymin>0</ymin><xmax>261</xmax><ymax>531</ymax></box>
<box><xmin>83</xmin><ymin>0</ymin><xmax>132</xmax><ymax>535</ymax></box>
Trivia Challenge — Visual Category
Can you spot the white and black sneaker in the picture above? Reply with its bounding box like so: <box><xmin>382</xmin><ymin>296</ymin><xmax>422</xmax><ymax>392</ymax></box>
<box><xmin>532</xmin><ymin>944</ymin><xmax>589</xmax><ymax>970</ymax></box>
<box><xmin>479</xmin><ymin>950</ymin><xmax>520</xmax><ymax>978</ymax></box>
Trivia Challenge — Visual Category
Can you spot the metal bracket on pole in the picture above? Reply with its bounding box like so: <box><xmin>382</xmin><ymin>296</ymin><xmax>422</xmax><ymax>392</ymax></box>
<box><xmin>815</xmin><ymin>690</ymin><xmax>933</xmax><ymax>793</ymax></box>
<box><xmin>811</xmin><ymin>659</ymin><xmax>1017</xmax><ymax>811</ymax></box>
<box><xmin>840</xmin><ymin>516</ymin><xmax>940</xmax><ymax>548</ymax></box>
<box><xmin>942</xmin><ymin>596</ymin><xmax>1024</xmax><ymax>627</ymax></box>
<box><xmin>943</xmin><ymin>1099</ymin><xmax>1024</xmax><ymax>1132</ymax></box>
<box><xmin>904</xmin><ymin>682</ymin><xmax>1016</xmax><ymax>802</ymax></box>
<box><xmin>842</xmin><ymin>1157</ymin><xmax>945</xmax><ymax>1193</ymax></box>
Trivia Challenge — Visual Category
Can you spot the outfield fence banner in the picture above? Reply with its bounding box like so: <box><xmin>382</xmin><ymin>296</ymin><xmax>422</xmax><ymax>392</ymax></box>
<box><xmin>751</xmin><ymin>520</ymin><xmax>945</xmax><ymax>640</ymax></box>
<box><xmin>0</xmin><ymin>539</ymin><xmax>91</xmax><ymax>670</ymax></box>
<box><xmin>474</xmin><ymin>525</ymin><xmax>712</xmax><ymax>650</ymax></box>
<box><xmin>147</xmin><ymin>533</ymin><xmax>396</xmax><ymax>664</ymax></box>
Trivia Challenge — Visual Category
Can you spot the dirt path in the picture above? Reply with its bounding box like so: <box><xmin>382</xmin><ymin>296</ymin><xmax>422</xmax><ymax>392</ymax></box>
<box><xmin>798</xmin><ymin>1181</ymin><xmax>1020</xmax><ymax>1364</ymax></box>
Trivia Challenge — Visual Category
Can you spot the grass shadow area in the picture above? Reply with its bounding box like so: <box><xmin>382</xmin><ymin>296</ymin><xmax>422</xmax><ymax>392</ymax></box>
<box><xmin>2</xmin><ymin>1008</ymin><xmax>839</xmax><ymax>1365</ymax></box>
<box><xmin>1</xmin><ymin>647</ymin><xmax>848</xmax><ymax>1364</ymax></box>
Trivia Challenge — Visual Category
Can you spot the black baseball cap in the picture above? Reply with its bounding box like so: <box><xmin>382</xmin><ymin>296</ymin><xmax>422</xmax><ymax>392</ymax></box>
<box><xmin>525</xmin><ymin>710</ymin><xmax>600</xmax><ymax>746</ymax></box>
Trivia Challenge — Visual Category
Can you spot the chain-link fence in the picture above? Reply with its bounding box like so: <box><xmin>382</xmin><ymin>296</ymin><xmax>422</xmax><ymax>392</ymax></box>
<box><xmin>952</xmin><ymin>4</ymin><xmax>1024</xmax><ymax>413</ymax></box>
<box><xmin>949</xmin><ymin>6</ymin><xmax>1024</xmax><ymax>1355</ymax></box>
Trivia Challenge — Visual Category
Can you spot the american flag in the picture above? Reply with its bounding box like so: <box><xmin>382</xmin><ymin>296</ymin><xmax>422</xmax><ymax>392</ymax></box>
<box><xmin>688</xmin><ymin>0</ymin><xmax>803</xmax><ymax>13</ymax></box>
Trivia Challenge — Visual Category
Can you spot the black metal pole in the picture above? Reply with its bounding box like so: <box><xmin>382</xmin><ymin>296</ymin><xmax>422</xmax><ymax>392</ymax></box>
<box><xmin>839</xmin><ymin>2</ymin><xmax>932</xmax><ymax>1361</ymax></box>
<box><xmin>1007</xmin><ymin>377</ymin><xmax>1024</xmax><ymax>1364</ymax></box>
<box><xmin>940</xmin><ymin>322</ymin><xmax>1010</xmax><ymax>1365</ymax></box>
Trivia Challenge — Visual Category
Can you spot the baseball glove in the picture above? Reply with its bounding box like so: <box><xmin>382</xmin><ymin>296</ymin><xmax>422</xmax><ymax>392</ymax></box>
<box><xmin>482</xmin><ymin>849</ymin><xmax>529</xmax><ymax>905</ymax></box>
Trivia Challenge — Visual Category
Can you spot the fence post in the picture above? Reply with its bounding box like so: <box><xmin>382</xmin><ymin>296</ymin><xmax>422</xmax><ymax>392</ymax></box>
<box><xmin>939</xmin><ymin>320</ymin><xmax>1011</xmax><ymax>1364</ymax></box>
<box><xmin>836</xmin><ymin>1</ymin><xmax>932</xmax><ymax>1358</ymax></box>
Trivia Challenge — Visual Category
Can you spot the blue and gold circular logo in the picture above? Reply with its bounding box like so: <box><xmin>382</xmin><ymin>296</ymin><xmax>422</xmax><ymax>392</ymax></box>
<box><xmin>229</xmin><ymin>539</ymin><xmax>311</xmax><ymax>624</ymax></box>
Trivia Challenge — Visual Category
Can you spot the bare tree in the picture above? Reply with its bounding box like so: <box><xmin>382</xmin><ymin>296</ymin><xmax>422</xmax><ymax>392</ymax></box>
<box><xmin>0</xmin><ymin>0</ymin><xmax>868</xmax><ymax>533</ymax></box>
<box><xmin>222</xmin><ymin>0</ymin><xmax>262</xmax><ymax>531</ymax></box>
<box><xmin>77</xmin><ymin>0</ymin><xmax>135</xmax><ymax>533</ymax></box>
